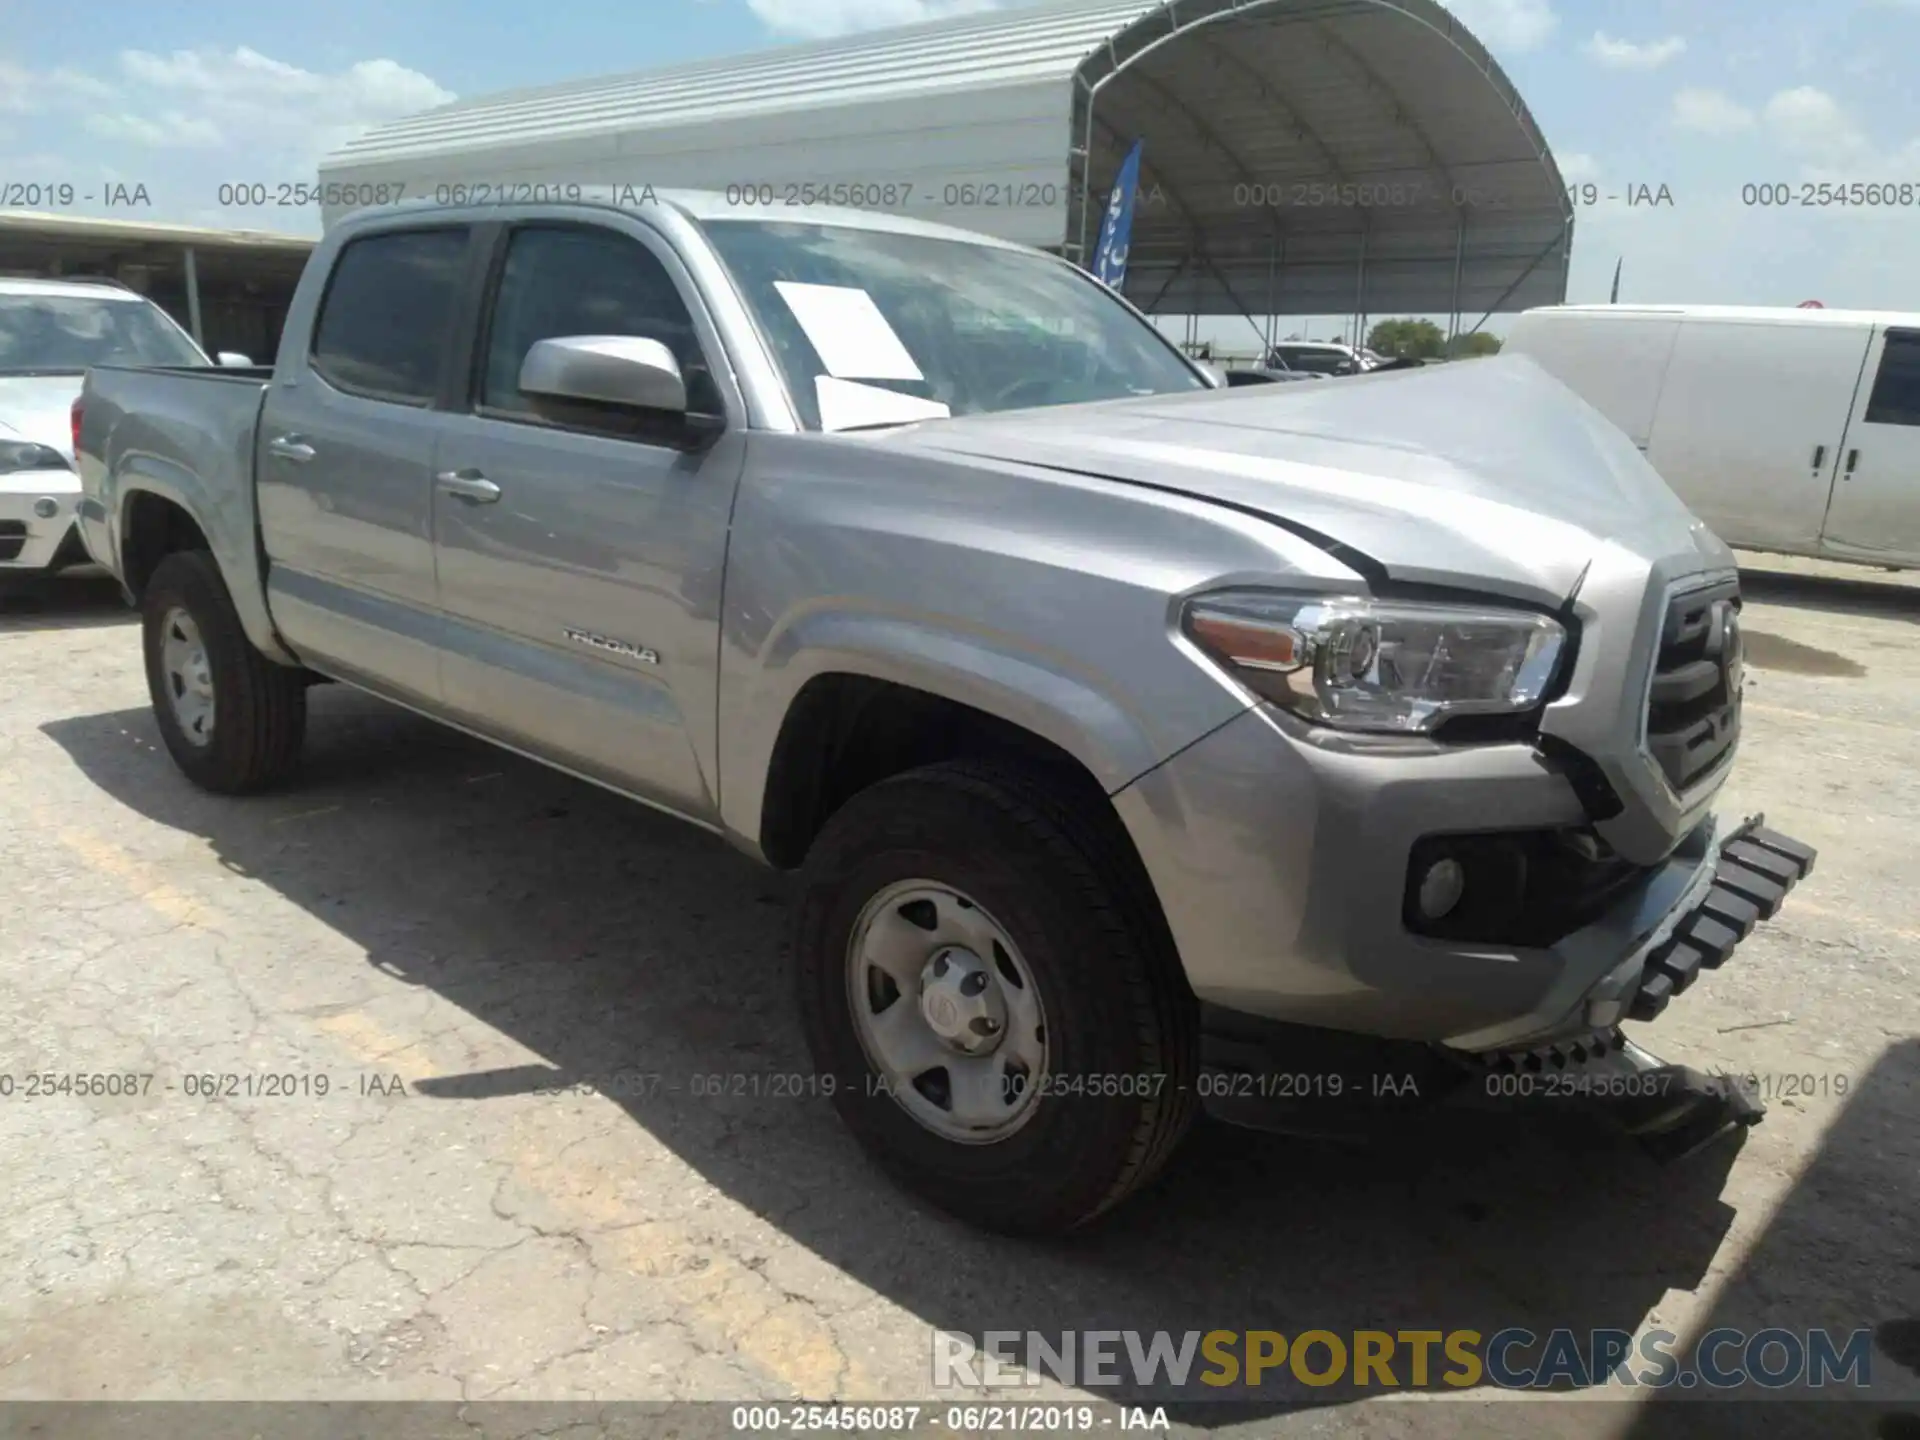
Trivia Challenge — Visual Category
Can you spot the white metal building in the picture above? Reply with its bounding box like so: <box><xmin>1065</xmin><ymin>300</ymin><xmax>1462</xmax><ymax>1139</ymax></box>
<box><xmin>319</xmin><ymin>0</ymin><xmax>1573</xmax><ymax>341</ymax></box>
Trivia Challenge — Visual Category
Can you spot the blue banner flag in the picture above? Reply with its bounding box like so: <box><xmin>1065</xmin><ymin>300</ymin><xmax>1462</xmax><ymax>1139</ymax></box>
<box><xmin>1091</xmin><ymin>140</ymin><xmax>1143</xmax><ymax>289</ymax></box>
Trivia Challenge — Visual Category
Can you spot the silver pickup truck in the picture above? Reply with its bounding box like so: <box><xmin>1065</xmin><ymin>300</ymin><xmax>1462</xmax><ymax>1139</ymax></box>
<box><xmin>75</xmin><ymin>193</ymin><xmax>1816</xmax><ymax>1234</ymax></box>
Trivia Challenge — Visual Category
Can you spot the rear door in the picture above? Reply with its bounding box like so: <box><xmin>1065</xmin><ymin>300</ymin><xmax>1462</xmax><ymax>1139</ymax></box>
<box><xmin>1821</xmin><ymin>326</ymin><xmax>1920</xmax><ymax>564</ymax></box>
<box><xmin>429</xmin><ymin>217</ymin><xmax>744</xmax><ymax>823</ymax></box>
<box><xmin>257</xmin><ymin>224</ymin><xmax>474</xmax><ymax>706</ymax></box>
<box><xmin>1645</xmin><ymin>317</ymin><xmax>1871</xmax><ymax>552</ymax></box>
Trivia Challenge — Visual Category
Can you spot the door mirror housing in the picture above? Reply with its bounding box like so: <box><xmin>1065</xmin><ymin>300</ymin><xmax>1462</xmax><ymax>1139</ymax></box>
<box><xmin>520</xmin><ymin>335</ymin><xmax>689</xmax><ymax>414</ymax></box>
<box><xmin>216</xmin><ymin>351</ymin><xmax>254</xmax><ymax>367</ymax></box>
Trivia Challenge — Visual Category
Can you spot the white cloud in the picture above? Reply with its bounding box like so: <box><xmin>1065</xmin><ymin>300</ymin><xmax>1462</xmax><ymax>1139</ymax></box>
<box><xmin>0</xmin><ymin>58</ymin><xmax>39</xmax><ymax>113</ymax></box>
<box><xmin>747</xmin><ymin>0</ymin><xmax>1001</xmax><ymax>38</ymax></box>
<box><xmin>1439</xmin><ymin>0</ymin><xmax>1559</xmax><ymax>54</ymax></box>
<box><xmin>1584</xmin><ymin>32</ymin><xmax>1686</xmax><ymax>69</ymax></box>
<box><xmin>1672</xmin><ymin>87</ymin><xmax>1756</xmax><ymax>135</ymax></box>
<box><xmin>85</xmin><ymin>110</ymin><xmax>224</xmax><ymax>149</ymax></box>
<box><xmin>12</xmin><ymin>47</ymin><xmax>450</xmax><ymax>160</ymax></box>
<box><xmin>1762</xmin><ymin>86</ymin><xmax>1869</xmax><ymax>164</ymax></box>
<box><xmin>0</xmin><ymin>46</ymin><xmax>452</xmax><ymax>233</ymax></box>
<box><xmin>750</xmin><ymin>0</ymin><xmax>1561</xmax><ymax>48</ymax></box>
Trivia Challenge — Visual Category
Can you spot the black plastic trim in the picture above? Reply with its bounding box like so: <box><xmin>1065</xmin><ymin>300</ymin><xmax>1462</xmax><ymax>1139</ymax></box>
<box><xmin>1626</xmin><ymin>815</ymin><xmax>1815</xmax><ymax>1022</ymax></box>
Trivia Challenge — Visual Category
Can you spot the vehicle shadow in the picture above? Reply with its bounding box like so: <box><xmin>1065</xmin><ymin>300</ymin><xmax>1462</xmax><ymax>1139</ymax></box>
<box><xmin>0</xmin><ymin>573</ymin><xmax>133</xmax><ymax>632</ymax></box>
<box><xmin>1737</xmin><ymin>563</ymin><xmax>1920</xmax><ymax>624</ymax></box>
<box><xmin>1619</xmin><ymin>1039</ymin><xmax>1920</xmax><ymax>1440</ymax></box>
<box><xmin>42</xmin><ymin>688</ymin><xmax>1792</xmax><ymax>1425</ymax></box>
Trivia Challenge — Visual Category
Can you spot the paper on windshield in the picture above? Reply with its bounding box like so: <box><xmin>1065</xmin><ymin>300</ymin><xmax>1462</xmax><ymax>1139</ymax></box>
<box><xmin>816</xmin><ymin>376</ymin><xmax>950</xmax><ymax>431</ymax></box>
<box><xmin>774</xmin><ymin>282</ymin><xmax>924</xmax><ymax>381</ymax></box>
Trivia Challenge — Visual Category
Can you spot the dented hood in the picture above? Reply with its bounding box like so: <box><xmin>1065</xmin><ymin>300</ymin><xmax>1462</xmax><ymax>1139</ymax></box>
<box><xmin>885</xmin><ymin>355</ymin><xmax>1731</xmax><ymax>607</ymax></box>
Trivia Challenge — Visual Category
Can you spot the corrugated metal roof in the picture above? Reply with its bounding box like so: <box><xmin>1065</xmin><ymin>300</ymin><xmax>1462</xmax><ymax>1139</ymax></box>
<box><xmin>332</xmin><ymin>0</ymin><xmax>1156</xmax><ymax>163</ymax></box>
<box><xmin>0</xmin><ymin>210</ymin><xmax>314</xmax><ymax>250</ymax></box>
<box><xmin>322</xmin><ymin>0</ymin><xmax>1571</xmax><ymax>319</ymax></box>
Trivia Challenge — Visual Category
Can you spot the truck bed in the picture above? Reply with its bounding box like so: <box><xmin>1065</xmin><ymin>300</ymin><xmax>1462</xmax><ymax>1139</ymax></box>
<box><xmin>76</xmin><ymin>363</ymin><xmax>285</xmax><ymax>660</ymax></box>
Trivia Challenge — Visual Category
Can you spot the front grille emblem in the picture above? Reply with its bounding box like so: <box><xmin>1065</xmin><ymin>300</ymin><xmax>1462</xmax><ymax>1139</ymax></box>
<box><xmin>1710</xmin><ymin>600</ymin><xmax>1744</xmax><ymax>703</ymax></box>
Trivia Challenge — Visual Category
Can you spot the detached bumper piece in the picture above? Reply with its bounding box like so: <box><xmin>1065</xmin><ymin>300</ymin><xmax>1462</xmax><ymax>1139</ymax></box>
<box><xmin>1627</xmin><ymin>817</ymin><xmax>1817</xmax><ymax>1023</ymax></box>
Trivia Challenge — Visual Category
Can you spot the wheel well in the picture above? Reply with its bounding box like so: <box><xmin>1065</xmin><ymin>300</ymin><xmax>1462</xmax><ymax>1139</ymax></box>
<box><xmin>121</xmin><ymin>493</ymin><xmax>209</xmax><ymax>601</ymax></box>
<box><xmin>760</xmin><ymin>674</ymin><xmax>1123</xmax><ymax>870</ymax></box>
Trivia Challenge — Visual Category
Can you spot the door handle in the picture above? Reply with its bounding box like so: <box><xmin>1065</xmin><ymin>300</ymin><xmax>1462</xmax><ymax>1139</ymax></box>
<box><xmin>1845</xmin><ymin>449</ymin><xmax>1861</xmax><ymax>477</ymax></box>
<box><xmin>267</xmin><ymin>434</ymin><xmax>315</xmax><ymax>463</ymax></box>
<box><xmin>1811</xmin><ymin>444</ymin><xmax>1825</xmax><ymax>470</ymax></box>
<box><xmin>436</xmin><ymin>470</ymin><xmax>501</xmax><ymax>504</ymax></box>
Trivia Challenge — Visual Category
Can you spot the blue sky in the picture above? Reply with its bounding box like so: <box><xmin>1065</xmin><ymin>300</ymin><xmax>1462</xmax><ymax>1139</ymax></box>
<box><xmin>5</xmin><ymin>0</ymin><xmax>1920</xmax><ymax>341</ymax></box>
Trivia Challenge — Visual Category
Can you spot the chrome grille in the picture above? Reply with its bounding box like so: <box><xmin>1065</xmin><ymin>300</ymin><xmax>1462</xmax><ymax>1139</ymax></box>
<box><xmin>1644</xmin><ymin>577</ymin><xmax>1743</xmax><ymax>793</ymax></box>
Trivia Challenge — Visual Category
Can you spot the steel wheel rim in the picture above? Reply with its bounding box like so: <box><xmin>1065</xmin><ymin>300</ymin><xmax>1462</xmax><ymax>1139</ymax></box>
<box><xmin>159</xmin><ymin>606</ymin><xmax>215</xmax><ymax>747</ymax></box>
<box><xmin>846</xmin><ymin>879</ymin><xmax>1049</xmax><ymax>1144</ymax></box>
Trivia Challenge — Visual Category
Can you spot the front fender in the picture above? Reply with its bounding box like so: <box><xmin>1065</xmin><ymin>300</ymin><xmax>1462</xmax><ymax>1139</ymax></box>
<box><xmin>721</xmin><ymin>602</ymin><xmax>1216</xmax><ymax>852</ymax></box>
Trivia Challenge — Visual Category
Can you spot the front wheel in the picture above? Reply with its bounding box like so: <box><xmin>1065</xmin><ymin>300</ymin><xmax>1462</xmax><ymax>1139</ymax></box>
<box><xmin>142</xmin><ymin>550</ymin><xmax>307</xmax><ymax>793</ymax></box>
<box><xmin>794</xmin><ymin>760</ymin><xmax>1199</xmax><ymax>1234</ymax></box>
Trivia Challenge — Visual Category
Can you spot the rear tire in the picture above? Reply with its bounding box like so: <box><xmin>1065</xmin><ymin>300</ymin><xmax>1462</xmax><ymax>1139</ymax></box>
<box><xmin>794</xmin><ymin>760</ymin><xmax>1199</xmax><ymax>1234</ymax></box>
<box><xmin>142</xmin><ymin>550</ymin><xmax>306</xmax><ymax>793</ymax></box>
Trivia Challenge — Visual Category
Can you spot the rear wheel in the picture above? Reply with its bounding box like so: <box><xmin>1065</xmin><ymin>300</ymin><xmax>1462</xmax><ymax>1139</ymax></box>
<box><xmin>794</xmin><ymin>760</ymin><xmax>1199</xmax><ymax>1234</ymax></box>
<box><xmin>142</xmin><ymin>550</ymin><xmax>306</xmax><ymax>793</ymax></box>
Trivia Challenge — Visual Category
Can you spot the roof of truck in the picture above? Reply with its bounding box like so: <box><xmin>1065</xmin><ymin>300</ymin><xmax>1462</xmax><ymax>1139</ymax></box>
<box><xmin>1523</xmin><ymin>303</ymin><xmax>1920</xmax><ymax>328</ymax></box>
<box><xmin>336</xmin><ymin>188</ymin><xmax>1039</xmax><ymax>254</ymax></box>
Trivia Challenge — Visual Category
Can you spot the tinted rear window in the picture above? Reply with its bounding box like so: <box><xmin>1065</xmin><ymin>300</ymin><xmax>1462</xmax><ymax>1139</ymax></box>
<box><xmin>310</xmin><ymin>229</ymin><xmax>469</xmax><ymax>403</ymax></box>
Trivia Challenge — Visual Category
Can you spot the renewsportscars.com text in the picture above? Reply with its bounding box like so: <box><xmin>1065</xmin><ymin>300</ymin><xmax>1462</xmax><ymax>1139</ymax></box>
<box><xmin>933</xmin><ymin>1327</ymin><xmax>1875</xmax><ymax>1392</ymax></box>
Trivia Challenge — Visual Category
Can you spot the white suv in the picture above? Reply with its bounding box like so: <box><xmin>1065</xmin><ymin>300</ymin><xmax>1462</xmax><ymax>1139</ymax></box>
<box><xmin>0</xmin><ymin>277</ymin><xmax>234</xmax><ymax>580</ymax></box>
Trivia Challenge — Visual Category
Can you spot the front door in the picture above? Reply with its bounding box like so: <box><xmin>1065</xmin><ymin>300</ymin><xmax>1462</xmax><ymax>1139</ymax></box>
<box><xmin>1822</xmin><ymin>326</ymin><xmax>1920</xmax><ymax>565</ymax></box>
<box><xmin>430</xmin><ymin>219</ymin><xmax>743</xmax><ymax>824</ymax></box>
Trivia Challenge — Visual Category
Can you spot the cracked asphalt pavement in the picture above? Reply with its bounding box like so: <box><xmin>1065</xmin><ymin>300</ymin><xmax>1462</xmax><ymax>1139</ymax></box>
<box><xmin>0</xmin><ymin>556</ymin><xmax>1915</xmax><ymax>1437</ymax></box>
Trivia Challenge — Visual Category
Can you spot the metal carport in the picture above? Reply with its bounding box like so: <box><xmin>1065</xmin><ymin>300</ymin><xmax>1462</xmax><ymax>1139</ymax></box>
<box><xmin>318</xmin><ymin>0</ymin><xmax>1572</xmax><ymax>340</ymax></box>
<box><xmin>0</xmin><ymin>211</ymin><xmax>313</xmax><ymax>361</ymax></box>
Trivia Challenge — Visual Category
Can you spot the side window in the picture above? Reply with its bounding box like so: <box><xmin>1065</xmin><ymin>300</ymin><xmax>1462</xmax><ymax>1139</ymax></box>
<box><xmin>479</xmin><ymin>226</ymin><xmax>723</xmax><ymax>428</ymax></box>
<box><xmin>310</xmin><ymin>228</ymin><xmax>469</xmax><ymax>404</ymax></box>
<box><xmin>1864</xmin><ymin>329</ymin><xmax>1920</xmax><ymax>427</ymax></box>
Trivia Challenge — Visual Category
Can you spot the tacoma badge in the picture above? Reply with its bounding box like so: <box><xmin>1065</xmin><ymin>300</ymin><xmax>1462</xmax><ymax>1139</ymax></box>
<box><xmin>562</xmin><ymin>627</ymin><xmax>660</xmax><ymax>664</ymax></box>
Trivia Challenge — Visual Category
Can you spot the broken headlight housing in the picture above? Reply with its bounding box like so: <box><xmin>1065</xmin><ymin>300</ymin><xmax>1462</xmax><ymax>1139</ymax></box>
<box><xmin>1182</xmin><ymin>590</ymin><xmax>1567</xmax><ymax>734</ymax></box>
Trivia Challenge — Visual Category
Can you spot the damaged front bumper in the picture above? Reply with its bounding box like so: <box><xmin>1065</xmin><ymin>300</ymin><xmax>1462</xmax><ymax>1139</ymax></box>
<box><xmin>1197</xmin><ymin>815</ymin><xmax>1818</xmax><ymax>1159</ymax></box>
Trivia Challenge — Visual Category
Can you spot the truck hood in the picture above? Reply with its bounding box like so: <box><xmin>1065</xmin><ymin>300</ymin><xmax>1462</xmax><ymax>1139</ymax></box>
<box><xmin>0</xmin><ymin>373</ymin><xmax>81</xmax><ymax>463</ymax></box>
<box><xmin>887</xmin><ymin>355</ymin><xmax>1731</xmax><ymax>607</ymax></box>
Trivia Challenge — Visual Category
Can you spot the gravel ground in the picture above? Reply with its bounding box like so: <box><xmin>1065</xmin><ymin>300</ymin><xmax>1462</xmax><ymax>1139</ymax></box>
<box><xmin>0</xmin><ymin>555</ymin><xmax>1914</xmax><ymax>1439</ymax></box>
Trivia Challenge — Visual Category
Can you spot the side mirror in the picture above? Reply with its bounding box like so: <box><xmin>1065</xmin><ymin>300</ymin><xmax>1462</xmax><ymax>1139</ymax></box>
<box><xmin>520</xmin><ymin>335</ymin><xmax>688</xmax><ymax>413</ymax></box>
<box><xmin>216</xmin><ymin>351</ymin><xmax>253</xmax><ymax>367</ymax></box>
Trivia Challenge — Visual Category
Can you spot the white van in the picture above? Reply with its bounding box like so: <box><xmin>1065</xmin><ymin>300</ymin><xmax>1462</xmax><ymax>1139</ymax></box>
<box><xmin>1506</xmin><ymin>304</ymin><xmax>1920</xmax><ymax>569</ymax></box>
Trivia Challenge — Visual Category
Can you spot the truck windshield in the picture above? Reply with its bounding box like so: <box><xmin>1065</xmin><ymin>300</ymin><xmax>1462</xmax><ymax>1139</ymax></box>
<box><xmin>0</xmin><ymin>294</ymin><xmax>206</xmax><ymax>374</ymax></box>
<box><xmin>701</xmin><ymin>219</ymin><xmax>1207</xmax><ymax>430</ymax></box>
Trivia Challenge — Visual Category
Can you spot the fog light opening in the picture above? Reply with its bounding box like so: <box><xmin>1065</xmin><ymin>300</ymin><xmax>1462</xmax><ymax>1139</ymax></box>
<box><xmin>32</xmin><ymin>497</ymin><xmax>58</xmax><ymax>520</ymax></box>
<box><xmin>1417</xmin><ymin>857</ymin><xmax>1467</xmax><ymax>920</ymax></box>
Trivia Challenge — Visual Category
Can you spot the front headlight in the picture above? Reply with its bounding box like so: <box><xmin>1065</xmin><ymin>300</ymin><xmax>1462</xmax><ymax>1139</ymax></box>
<box><xmin>1182</xmin><ymin>589</ymin><xmax>1567</xmax><ymax>733</ymax></box>
<box><xmin>0</xmin><ymin>440</ymin><xmax>71</xmax><ymax>474</ymax></box>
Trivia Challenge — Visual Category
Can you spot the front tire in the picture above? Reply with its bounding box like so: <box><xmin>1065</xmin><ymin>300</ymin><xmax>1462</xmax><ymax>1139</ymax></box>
<box><xmin>142</xmin><ymin>550</ymin><xmax>306</xmax><ymax>793</ymax></box>
<box><xmin>794</xmin><ymin>760</ymin><xmax>1199</xmax><ymax>1234</ymax></box>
